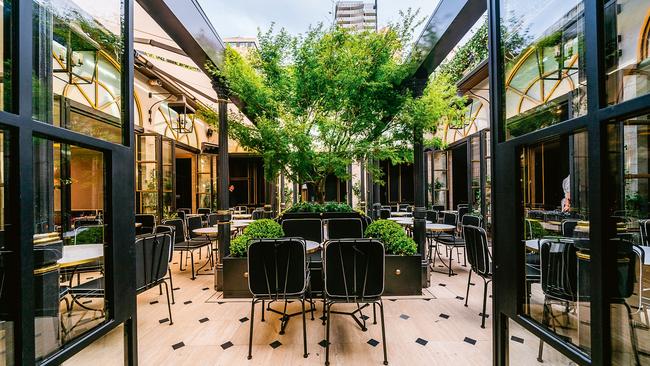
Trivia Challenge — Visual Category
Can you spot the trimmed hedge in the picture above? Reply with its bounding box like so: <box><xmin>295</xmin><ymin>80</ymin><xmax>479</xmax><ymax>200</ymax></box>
<box><xmin>364</xmin><ymin>219</ymin><xmax>417</xmax><ymax>256</ymax></box>
<box><xmin>229</xmin><ymin>219</ymin><xmax>284</xmax><ymax>257</ymax></box>
<box><xmin>284</xmin><ymin>201</ymin><xmax>354</xmax><ymax>214</ymax></box>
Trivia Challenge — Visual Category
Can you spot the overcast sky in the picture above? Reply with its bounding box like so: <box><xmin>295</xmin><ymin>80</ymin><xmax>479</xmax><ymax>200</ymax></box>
<box><xmin>196</xmin><ymin>0</ymin><xmax>441</xmax><ymax>39</ymax></box>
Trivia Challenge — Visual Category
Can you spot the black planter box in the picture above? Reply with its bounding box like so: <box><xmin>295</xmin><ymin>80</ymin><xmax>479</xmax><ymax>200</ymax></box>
<box><xmin>222</xmin><ymin>256</ymin><xmax>252</xmax><ymax>298</ymax></box>
<box><xmin>384</xmin><ymin>254</ymin><xmax>422</xmax><ymax>296</ymax></box>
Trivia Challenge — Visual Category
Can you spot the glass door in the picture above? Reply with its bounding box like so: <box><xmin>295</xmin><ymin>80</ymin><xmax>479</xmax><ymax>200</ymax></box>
<box><xmin>136</xmin><ymin>134</ymin><xmax>176</xmax><ymax>221</ymax></box>
<box><xmin>433</xmin><ymin>150</ymin><xmax>449</xmax><ymax>208</ymax></box>
<box><xmin>197</xmin><ymin>154</ymin><xmax>215</xmax><ymax>210</ymax></box>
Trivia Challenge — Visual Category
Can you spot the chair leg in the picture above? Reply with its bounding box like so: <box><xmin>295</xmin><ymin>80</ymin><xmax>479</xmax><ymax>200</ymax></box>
<box><xmin>301</xmin><ymin>297</ymin><xmax>308</xmax><ymax>358</ymax></box>
<box><xmin>248</xmin><ymin>299</ymin><xmax>255</xmax><ymax>360</ymax></box>
<box><xmin>168</xmin><ymin>268</ymin><xmax>175</xmax><ymax>304</ymax></box>
<box><xmin>163</xmin><ymin>281</ymin><xmax>173</xmax><ymax>325</ymax></box>
<box><xmin>448</xmin><ymin>248</ymin><xmax>453</xmax><ymax>276</ymax></box>
<box><xmin>624</xmin><ymin>302</ymin><xmax>641</xmax><ymax>366</ymax></box>
<box><xmin>261</xmin><ymin>299</ymin><xmax>265</xmax><ymax>322</ymax></box>
<box><xmin>537</xmin><ymin>298</ymin><xmax>548</xmax><ymax>362</ymax></box>
<box><xmin>373</xmin><ymin>303</ymin><xmax>377</xmax><ymax>325</ymax></box>
<box><xmin>159</xmin><ymin>283</ymin><xmax>162</xmax><ymax>295</ymax></box>
<box><xmin>379</xmin><ymin>301</ymin><xmax>388</xmax><ymax>365</ymax></box>
<box><xmin>280</xmin><ymin>300</ymin><xmax>289</xmax><ymax>335</ymax></box>
<box><xmin>190</xmin><ymin>251</ymin><xmax>196</xmax><ymax>280</ymax></box>
<box><xmin>481</xmin><ymin>280</ymin><xmax>489</xmax><ymax>329</ymax></box>
<box><xmin>465</xmin><ymin>271</ymin><xmax>472</xmax><ymax>307</ymax></box>
<box><xmin>179</xmin><ymin>251</ymin><xmax>185</xmax><ymax>271</ymax></box>
<box><xmin>325</xmin><ymin>302</ymin><xmax>332</xmax><ymax>366</ymax></box>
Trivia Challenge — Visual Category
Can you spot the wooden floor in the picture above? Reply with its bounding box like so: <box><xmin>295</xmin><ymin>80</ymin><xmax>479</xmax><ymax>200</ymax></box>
<box><xmin>64</xmin><ymin>249</ymin><xmax>581</xmax><ymax>366</ymax></box>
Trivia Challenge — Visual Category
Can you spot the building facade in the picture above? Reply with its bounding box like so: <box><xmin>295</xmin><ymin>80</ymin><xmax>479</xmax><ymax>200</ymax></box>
<box><xmin>334</xmin><ymin>1</ymin><xmax>377</xmax><ymax>31</ymax></box>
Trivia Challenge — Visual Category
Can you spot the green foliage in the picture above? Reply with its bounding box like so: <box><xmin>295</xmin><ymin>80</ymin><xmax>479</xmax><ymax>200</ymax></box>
<box><xmin>436</xmin><ymin>19</ymin><xmax>488</xmax><ymax>84</ymax></box>
<box><xmin>204</xmin><ymin>12</ymin><xmax>450</xmax><ymax>202</ymax></box>
<box><xmin>74</xmin><ymin>226</ymin><xmax>104</xmax><ymax>244</ymax></box>
<box><xmin>284</xmin><ymin>201</ymin><xmax>354</xmax><ymax>214</ymax></box>
<box><xmin>364</xmin><ymin>220</ymin><xmax>417</xmax><ymax>256</ymax></box>
<box><xmin>525</xmin><ymin>219</ymin><xmax>547</xmax><ymax>239</ymax></box>
<box><xmin>229</xmin><ymin>219</ymin><xmax>284</xmax><ymax>257</ymax></box>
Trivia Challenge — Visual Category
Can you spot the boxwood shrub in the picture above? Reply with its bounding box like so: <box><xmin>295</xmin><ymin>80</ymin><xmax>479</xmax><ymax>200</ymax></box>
<box><xmin>284</xmin><ymin>201</ymin><xmax>354</xmax><ymax>214</ymax></box>
<box><xmin>229</xmin><ymin>219</ymin><xmax>284</xmax><ymax>257</ymax></box>
<box><xmin>364</xmin><ymin>219</ymin><xmax>417</xmax><ymax>256</ymax></box>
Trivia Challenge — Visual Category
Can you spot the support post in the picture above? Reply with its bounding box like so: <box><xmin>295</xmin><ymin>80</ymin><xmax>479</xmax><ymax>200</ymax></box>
<box><xmin>373</xmin><ymin>159</ymin><xmax>381</xmax><ymax>219</ymax></box>
<box><xmin>360</xmin><ymin>159</ymin><xmax>366</xmax><ymax>213</ymax></box>
<box><xmin>212</xmin><ymin>79</ymin><xmax>231</xmax><ymax>291</ymax></box>
<box><xmin>411</xmin><ymin>77</ymin><xmax>429</xmax><ymax>288</ymax></box>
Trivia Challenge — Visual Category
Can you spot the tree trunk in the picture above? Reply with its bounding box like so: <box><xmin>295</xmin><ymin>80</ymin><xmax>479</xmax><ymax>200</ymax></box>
<box><xmin>315</xmin><ymin>178</ymin><xmax>326</xmax><ymax>203</ymax></box>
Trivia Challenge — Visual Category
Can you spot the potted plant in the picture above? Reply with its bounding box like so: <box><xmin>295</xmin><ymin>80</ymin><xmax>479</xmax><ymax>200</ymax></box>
<box><xmin>222</xmin><ymin>219</ymin><xmax>284</xmax><ymax>298</ymax></box>
<box><xmin>364</xmin><ymin>220</ymin><xmax>422</xmax><ymax>296</ymax></box>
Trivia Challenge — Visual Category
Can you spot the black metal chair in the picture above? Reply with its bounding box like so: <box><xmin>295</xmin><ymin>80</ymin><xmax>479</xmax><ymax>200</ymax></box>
<box><xmin>135</xmin><ymin>214</ymin><xmax>155</xmax><ymax>235</ymax></box>
<box><xmin>282</xmin><ymin>219</ymin><xmax>323</xmax><ymax>243</ymax></box>
<box><xmin>463</xmin><ymin>225</ymin><xmax>492</xmax><ymax>328</ymax></box>
<box><xmin>207</xmin><ymin>213</ymin><xmax>218</xmax><ymax>227</ymax></box>
<box><xmin>135</xmin><ymin>233</ymin><xmax>174</xmax><ymax>324</ymax></box>
<box><xmin>177</xmin><ymin>208</ymin><xmax>191</xmax><ymax>214</ymax></box>
<box><xmin>197</xmin><ymin>207</ymin><xmax>211</xmax><ymax>216</ymax></box>
<box><xmin>379</xmin><ymin>208</ymin><xmax>391</xmax><ymax>220</ymax></box>
<box><xmin>323</xmin><ymin>239</ymin><xmax>387</xmax><ymax>366</ymax></box>
<box><xmin>561</xmin><ymin>219</ymin><xmax>579</xmax><ymax>238</ymax></box>
<box><xmin>426</xmin><ymin>210</ymin><xmax>438</xmax><ymax>223</ymax></box>
<box><xmin>246</xmin><ymin>238</ymin><xmax>310</xmax><ymax>360</ymax></box>
<box><xmin>327</xmin><ymin>218</ymin><xmax>364</xmax><ymax>240</ymax></box>
<box><xmin>176</xmin><ymin>210</ymin><xmax>186</xmax><ymax>222</ymax></box>
<box><xmin>435</xmin><ymin>214</ymin><xmax>481</xmax><ymax>276</ymax></box>
<box><xmin>639</xmin><ymin>219</ymin><xmax>649</xmax><ymax>246</ymax></box>
<box><xmin>162</xmin><ymin>218</ymin><xmax>211</xmax><ymax>280</ymax></box>
<box><xmin>153</xmin><ymin>225</ymin><xmax>177</xmax><ymax>304</ymax></box>
<box><xmin>251</xmin><ymin>209</ymin><xmax>264</xmax><ymax>220</ymax></box>
<box><xmin>457</xmin><ymin>205</ymin><xmax>469</xmax><ymax>222</ymax></box>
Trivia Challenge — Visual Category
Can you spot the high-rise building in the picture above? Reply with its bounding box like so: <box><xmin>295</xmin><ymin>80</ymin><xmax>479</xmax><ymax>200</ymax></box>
<box><xmin>334</xmin><ymin>1</ymin><xmax>377</xmax><ymax>31</ymax></box>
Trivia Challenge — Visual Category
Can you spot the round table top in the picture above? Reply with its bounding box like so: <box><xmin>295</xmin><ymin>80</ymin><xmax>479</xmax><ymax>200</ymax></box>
<box><xmin>58</xmin><ymin>244</ymin><xmax>104</xmax><ymax>268</ymax></box>
<box><xmin>135</xmin><ymin>222</ymin><xmax>142</xmax><ymax>228</ymax></box>
<box><xmin>232</xmin><ymin>213</ymin><xmax>252</xmax><ymax>219</ymax></box>
<box><xmin>426</xmin><ymin>223</ymin><xmax>456</xmax><ymax>232</ymax></box>
<box><xmin>193</xmin><ymin>227</ymin><xmax>219</xmax><ymax>236</ymax></box>
<box><xmin>305</xmin><ymin>240</ymin><xmax>321</xmax><ymax>255</ymax></box>
<box><xmin>391</xmin><ymin>212</ymin><xmax>411</xmax><ymax>217</ymax></box>
<box><xmin>440</xmin><ymin>210</ymin><xmax>458</xmax><ymax>214</ymax></box>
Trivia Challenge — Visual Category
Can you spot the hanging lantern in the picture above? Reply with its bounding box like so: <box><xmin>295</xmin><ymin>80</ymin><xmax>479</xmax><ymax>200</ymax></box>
<box><xmin>168</xmin><ymin>96</ymin><xmax>196</xmax><ymax>134</ymax></box>
<box><xmin>52</xmin><ymin>21</ymin><xmax>99</xmax><ymax>85</ymax></box>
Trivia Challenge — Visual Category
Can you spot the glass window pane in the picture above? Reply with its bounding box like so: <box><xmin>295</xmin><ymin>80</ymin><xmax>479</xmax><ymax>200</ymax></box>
<box><xmin>0</xmin><ymin>130</ymin><xmax>14</xmax><ymax>366</ymax></box>
<box><xmin>509</xmin><ymin>319</ymin><xmax>576</xmax><ymax>364</ymax></box>
<box><xmin>0</xmin><ymin>1</ymin><xmax>13</xmax><ymax>112</ymax></box>
<box><xmin>605</xmin><ymin>0</ymin><xmax>650</xmax><ymax>105</ymax></box>
<box><xmin>521</xmin><ymin>131</ymin><xmax>590</xmax><ymax>357</ymax></box>
<box><xmin>33</xmin><ymin>137</ymin><xmax>107</xmax><ymax>361</ymax></box>
<box><xmin>33</xmin><ymin>0</ymin><xmax>125</xmax><ymax>144</ymax></box>
<box><xmin>500</xmin><ymin>0</ymin><xmax>587</xmax><ymax>140</ymax></box>
<box><xmin>605</xmin><ymin>116</ymin><xmax>650</xmax><ymax>364</ymax></box>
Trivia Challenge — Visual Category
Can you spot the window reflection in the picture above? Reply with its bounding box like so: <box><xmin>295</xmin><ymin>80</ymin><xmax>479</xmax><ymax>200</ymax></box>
<box><xmin>33</xmin><ymin>137</ymin><xmax>107</xmax><ymax>361</ymax></box>
<box><xmin>521</xmin><ymin>131</ymin><xmax>590</xmax><ymax>357</ymax></box>
<box><xmin>606</xmin><ymin>116</ymin><xmax>650</xmax><ymax>365</ymax></box>
<box><xmin>0</xmin><ymin>131</ymin><xmax>14</xmax><ymax>366</ymax></box>
<box><xmin>605</xmin><ymin>0</ymin><xmax>650</xmax><ymax>105</ymax></box>
<box><xmin>500</xmin><ymin>0</ymin><xmax>587</xmax><ymax>140</ymax></box>
<box><xmin>33</xmin><ymin>0</ymin><xmax>124</xmax><ymax>144</ymax></box>
<box><xmin>0</xmin><ymin>1</ymin><xmax>13</xmax><ymax>112</ymax></box>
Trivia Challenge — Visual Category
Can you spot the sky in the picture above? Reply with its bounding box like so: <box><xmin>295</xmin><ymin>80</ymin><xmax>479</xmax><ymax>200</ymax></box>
<box><xmin>196</xmin><ymin>0</ymin><xmax>441</xmax><ymax>40</ymax></box>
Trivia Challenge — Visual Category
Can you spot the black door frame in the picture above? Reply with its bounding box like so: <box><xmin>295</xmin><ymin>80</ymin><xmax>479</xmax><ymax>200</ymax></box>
<box><xmin>3</xmin><ymin>1</ymin><xmax>137</xmax><ymax>365</ymax></box>
<box><xmin>488</xmin><ymin>0</ymin><xmax>650</xmax><ymax>364</ymax></box>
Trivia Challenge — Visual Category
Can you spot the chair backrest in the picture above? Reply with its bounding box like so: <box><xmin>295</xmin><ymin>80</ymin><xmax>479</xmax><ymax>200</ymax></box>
<box><xmin>176</xmin><ymin>210</ymin><xmax>186</xmax><ymax>221</ymax></box>
<box><xmin>178</xmin><ymin>208</ymin><xmax>191</xmax><ymax>214</ymax></box>
<box><xmin>640</xmin><ymin>219</ymin><xmax>650</xmax><ymax>246</ymax></box>
<box><xmin>235</xmin><ymin>206</ymin><xmax>248</xmax><ymax>214</ymax></box>
<box><xmin>135</xmin><ymin>214</ymin><xmax>155</xmax><ymax>228</ymax></box>
<box><xmin>462</xmin><ymin>214</ymin><xmax>482</xmax><ymax>228</ymax></box>
<box><xmin>75</xmin><ymin>218</ymin><xmax>101</xmax><ymax>228</ymax></box>
<box><xmin>431</xmin><ymin>205</ymin><xmax>444</xmax><ymax>212</ymax></box>
<box><xmin>252</xmin><ymin>210</ymin><xmax>264</xmax><ymax>220</ymax></box>
<box><xmin>134</xmin><ymin>233</ymin><xmax>172</xmax><ymax>293</ymax></box>
<box><xmin>463</xmin><ymin>225</ymin><xmax>492</xmax><ymax>278</ymax></box>
<box><xmin>399</xmin><ymin>204</ymin><xmax>409</xmax><ymax>212</ymax></box>
<box><xmin>540</xmin><ymin>238</ymin><xmax>578</xmax><ymax>302</ymax></box>
<box><xmin>162</xmin><ymin>219</ymin><xmax>185</xmax><ymax>244</ymax></box>
<box><xmin>186</xmin><ymin>216</ymin><xmax>204</xmax><ymax>239</ymax></box>
<box><xmin>426</xmin><ymin>210</ymin><xmax>438</xmax><ymax>222</ymax></box>
<box><xmin>324</xmin><ymin>239</ymin><xmax>385</xmax><ymax>300</ymax></box>
<box><xmin>247</xmin><ymin>238</ymin><xmax>307</xmax><ymax>297</ymax></box>
<box><xmin>197</xmin><ymin>208</ymin><xmax>211</xmax><ymax>217</ymax></box>
<box><xmin>561</xmin><ymin>219</ymin><xmax>579</xmax><ymax>237</ymax></box>
<box><xmin>379</xmin><ymin>209</ymin><xmax>391</xmax><ymax>220</ymax></box>
<box><xmin>282</xmin><ymin>219</ymin><xmax>323</xmax><ymax>243</ymax></box>
<box><xmin>153</xmin><ymin>225</ymin><xmax>175</xmax><ymax>261</ymax></box>
<box><xmin>207</xmin><ymin>213</ymin><xmax>218</xmax><ymax>227</ymax></box>
<box><xmin>443</xmin><ymin>212</ymin><xmax>457</xmax><ymax>226</ymax></box>
<box><xmin>327</xmin><ymin>218</ymin><xmax>364</xmax><ymax>240</ymax></box>
<box><xmin>457</xmin><ymin>206</ymin><xmax>469</xmax><ymax>220</ymax></box>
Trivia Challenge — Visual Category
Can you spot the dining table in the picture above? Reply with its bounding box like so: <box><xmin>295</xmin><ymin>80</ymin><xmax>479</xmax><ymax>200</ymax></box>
<box><xmin>426</xmin><ymin>223</ymin><xmax>458</xmax><ymax>275</ymax></box>
<box><xmin>390</xmin><ymin>212</ymin><xmax>412</xmax><ymax>217</ymax></box>
<box><xmin>232</xmin><ymin>213</ymin><xmax>253</xmax><ymax>220</ymax></box>
<box><xmin>58</xmin><ymin>244</ymin><xmax>104</xmax><ymax>268</ymax></box>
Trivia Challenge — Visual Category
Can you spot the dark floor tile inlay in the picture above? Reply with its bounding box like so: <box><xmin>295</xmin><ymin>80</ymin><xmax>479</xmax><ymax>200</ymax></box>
<box><xmin>150</xmin><ymin>300</ymin><xmax>159</xmax><ymax>305</ymax></box>
<box><xmin>159</xmin><ymin>318</ymin><xmax>169</xmax><ymax>324</ymax></box>
<box><xmin>400</xmin><ymin>314</ymin><xmax>410</xmax><ymax>320</ymax></box>
<box><xmin>439</xmin><ymin>313</ymin><xmax>450</xmax><ymax>319</ymax></box>
<box><xmin>511</xmin><ymin>336</ymin><xmax>524</xmax><ymax>344</ymax></box>
<box><xmin>319</xmin><ymin>315</ymin><xmax>328</xmax><ymax>321</ymax></box>
<box><xmin>464</xmin><ymin>337</ymin><xmax>477</xmax><ymax>345</ymax></box>
<box><xmin>239</xmin><ymin>317</ymin><xmax>249</xmax><ymax>323</ymax></box>
<box><xmin>367</xmin><ymin>339</ymin><xmax>379</xmax><ymax>347</ymax></box>
<box><xmin>221</xmin><ymin>341</ymin><xmax>233</xmax><ymax>350</ymax></box>
<box><xmin>389</xmin><ymin>299</ymin><xmax>397</xmax><ymax>302</ymax></box>
<box><xmin>269</xmin><ymin>340</ymin><xmax>282</xmax><ymax>349</ymax></box>
<box><xmin>415</xmin><ymin>338</ymin><xmax>428</xmax><ymax>346</ymax></box>
<box><xmin>202</xmin><ymin>287</ymin><xmax>209</xmax><ymax>291</ymax></box>
<box><xmin>361</xmin><ymin>315</ymin><xmax>369</xmax><ymax>321</ymax></box>
<box><xmin>173</xmin><ymin>287</ymin><xmax>180</xmax><ymax>291</ymax></box>
<box><xmin>479</xmin><ymin>312</ymin><xmax>489</xmax><ymax>318</ymax></box>
<box><xmin>318</xmin><ymin>340</ymin><xmax>329</xmax><ymax>348</ymax></box>
<box><xmin>438</xmin><ymin>283</ymin><xmax>446</xmax><ymax>287</ymax></box>
<box><xmin>455</xmin><ymin>296</ymin><xmax>464</xmax><ymax>300</ymax></box>
<box><xmin>184</xmin><ymin>300</ymin><xmax>192</xmax><ymax>305</ymax></box>
<box><xmin>199</xmin><ymin>317</ymin><xmax>209</xmax><ymax>323</ymax></box>
<box><xmin>172</xmin><ymin>342</ymin><xmax>185</xmax><ymax>350</ymax></box>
